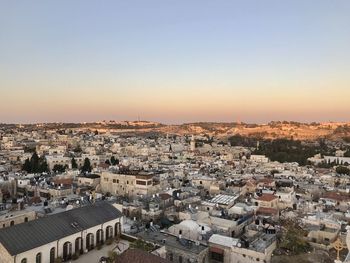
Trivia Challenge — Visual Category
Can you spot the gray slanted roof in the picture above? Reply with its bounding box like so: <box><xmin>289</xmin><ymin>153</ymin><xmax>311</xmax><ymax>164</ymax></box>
<box><xmin>0</xmin><ymin>201</ymin><xmax>122</xmax><ymax>256</ymax></box>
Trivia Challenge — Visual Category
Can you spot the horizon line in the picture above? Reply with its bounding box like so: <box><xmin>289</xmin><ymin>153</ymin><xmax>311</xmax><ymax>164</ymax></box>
<box><xmin>1</xmin><ymin>119</ymin><xmax>349</xmax><ymax>126</ymax></box>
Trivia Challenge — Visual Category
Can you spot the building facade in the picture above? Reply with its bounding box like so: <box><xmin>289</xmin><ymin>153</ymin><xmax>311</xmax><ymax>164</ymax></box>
<box><xmin>0</xmin><ymin>202</ymin><xmax>123</xmax><ymax>263</ymax></box>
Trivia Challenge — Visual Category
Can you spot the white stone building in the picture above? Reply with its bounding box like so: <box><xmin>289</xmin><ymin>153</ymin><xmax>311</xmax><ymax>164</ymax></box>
<box><xmin>0</xmin><ymin>202</ymin><xmax>123</xmax><ymax>263</ymax></box>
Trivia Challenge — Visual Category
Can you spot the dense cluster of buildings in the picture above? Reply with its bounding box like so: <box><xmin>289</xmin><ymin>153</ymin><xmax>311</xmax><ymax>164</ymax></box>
<box><xmin>0</xmin><ymin>125</ymin><xmax>350</xmax><ymax>262</ymax></box>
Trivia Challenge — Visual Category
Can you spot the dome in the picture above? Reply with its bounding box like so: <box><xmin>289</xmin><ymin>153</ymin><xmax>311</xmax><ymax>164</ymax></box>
<box><xmin>179</xmin><ymin>220</ymin><xmax>211</xmax><ymax>233</ymax></box>
<box><xmin>179</xmin><ymin>220</ymin><xmax>200</xmax><ymax>231</ymax></box>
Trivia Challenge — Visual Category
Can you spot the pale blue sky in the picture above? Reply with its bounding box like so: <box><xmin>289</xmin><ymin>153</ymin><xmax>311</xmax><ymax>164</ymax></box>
<box><xmin>1</xmin><ymin>1</ymin><xmax>349</xmax><ymax>123</ymax></box>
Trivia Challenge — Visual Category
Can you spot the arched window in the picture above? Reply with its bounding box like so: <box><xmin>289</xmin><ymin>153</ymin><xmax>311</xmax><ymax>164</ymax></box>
<box><xmin>63</xmin><ymin>242</ymin><xmax>72</xmax><ymax>261</ymax></box>
<box><xmin>86</xmin><ymin>233</ymin><xmax>94</xmax><ymax>251</ymax></box>
<box><xmin>10</xmin><ymin>221</ymin><xmax>14</xmax><ymax>226</ymax></box>
<box><xmin>114</xmin><ymin>222</ymin><xmax>121</xmax><ymax>237</ymax></box>
<box><xmin>24</xmin><ymin>217</ymin><xmax>28</xmax><ymax>222</ymax></box>
<box><xmin>96</xmin><ymin>229</ymin><xmax>103</xmax><ymax>244</ymax></box>
<box><xmin>105</xmin><ymin>226</ymin><xmax>113</xmax><ymax>240</ymax></box>
<box><xmin>21</xmin><ymin>259</ymin><xmax>27</xmax><ymax>263</ymax></box>
<box><xmin>50</xmin><ymin>247</ymin><xmax>55</xmax><ymax>263</ymax></box>
<box><xmin>75</xmin><ymin>237</ymin><xmax>82</xmax><ymax>255</ymax></box>
<box><xmin>36</xmin><ymin>253</ymin><xmax>42</xmax><ymax>263</ymax></box>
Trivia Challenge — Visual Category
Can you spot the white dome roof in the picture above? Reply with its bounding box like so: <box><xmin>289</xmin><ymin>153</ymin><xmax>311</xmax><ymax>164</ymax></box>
<box><xmin>179</xmin><ymin>220</ymin><xmax>211</xmax><ymax>233</ymax></box>
<box><xmin>179</xmin><ymin>220</ymin><xmax>200</xmax><ymax>231</ymax></box>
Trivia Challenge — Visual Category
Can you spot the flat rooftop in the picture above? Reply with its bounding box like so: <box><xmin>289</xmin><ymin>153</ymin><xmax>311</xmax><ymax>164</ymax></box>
<box><xmin>78</xmin><ymin>174</ymin><xmax>100</xmax><ymax>179</ymax></box>
<box><xmin>136</xmin><ymin>230</ymin><xmax>208</xmax><ymax>255</ymax></box>
<box><xmin>209</xmin><ymin>194</ymin><xmax>238</xmax><ymax>205</ymax></box>
<box><xmin>249</xmin><ymin>233</ymin><xmax>276</xmax><ymax>252</ymax></box>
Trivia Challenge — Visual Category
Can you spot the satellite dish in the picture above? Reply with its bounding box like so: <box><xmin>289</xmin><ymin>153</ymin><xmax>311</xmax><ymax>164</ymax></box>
<box><xmin>237</xmin><ymin>242</ymin><xmax>242</xmax><ymax>248</ymax></box>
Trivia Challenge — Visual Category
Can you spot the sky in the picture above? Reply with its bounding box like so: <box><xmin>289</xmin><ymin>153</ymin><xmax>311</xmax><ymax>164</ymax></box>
<box><xmin>0</xmin><ymin>0</ymin><xmax>349</xmax><ymax>124</ymax></box>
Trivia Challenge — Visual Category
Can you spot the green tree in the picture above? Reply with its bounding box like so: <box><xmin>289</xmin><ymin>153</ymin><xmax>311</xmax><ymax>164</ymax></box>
<box><xmin>73</xmin><ymin>145</ymin><xmax>82</xmax><ymax>153</ymax></box>
<box><xmin>130</xmin><ymin>239</ymin><xmax>155</xmax><ymax>252</ymax></box>
<box><xmin>22</xmin><ymin>152</ymin><xmax>48</xmax><ymax>173</ymax></box>
<box><xmin>30</xmin><ymin>152</ymin><xmax>40</xmax><ymax>173</ymax></box>
<box><xmin>38</xmin><ymin>155</ymin><xmax>48</xmax><ymax>173</ymax></box>
<box><xmin>81</xmin><ymin>158</ymin><xmax>92</xmax><ymax>173</ymax></box>
<box><xmin>110</xmin><ymin>156</ymin><xmax>119</xmax><ymax>165</ymax></box>
<box><xmin>22</xmin><ymin>158</ymin><xmax>31</xmax><ymax>172</ymax></box>
<box><xmin>270</xmin><ymin>169</ymin><xmax>280</xmax><ymax>176</ymax></box>
<box><xmin>280</xmin><ymin>220</ymin><xmax>310</xmax><ymax>254</ymax></box>
<box><xmin>53</xmin><ymin>164</ymin><xmax>66</xmax><ymax>173</ymax></box>
<box><xmin>336</xmin><ymin>166</ymin><xmax>350</xmax><ymax>175</ymax></box>
<box><xmin>71</xmin><ymin>157</ymin><xmax>78</xmax><ymax>169</ymax></box>
<box><xmin>107</xmin><ymin>251</ymin><xmax>118</xmax><ymax>263</ymax></box>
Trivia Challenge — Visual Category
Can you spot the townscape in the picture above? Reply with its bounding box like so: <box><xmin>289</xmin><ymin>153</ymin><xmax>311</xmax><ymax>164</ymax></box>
<box><xmin>1</xmin><ymin>1</ymin><xmax>350</xmax><ymax>262</ymax></box>
<box><xmin>1</xmin><ymin>122</ymin><xmax>350</xmax><ymax>263</ymax></box>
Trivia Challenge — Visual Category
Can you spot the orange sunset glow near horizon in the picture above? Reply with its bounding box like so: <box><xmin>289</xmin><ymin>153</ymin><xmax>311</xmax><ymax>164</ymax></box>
<box><xmin>1</xmin><ymin>1</ymin><xmax>349</xmax><ymax>124</ymax></box>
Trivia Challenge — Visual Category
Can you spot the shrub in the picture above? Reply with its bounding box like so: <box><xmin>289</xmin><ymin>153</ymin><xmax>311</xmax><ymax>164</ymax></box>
<box><xmin>105</xmin><ymin>238</ymin><xmax>113</xmax><ymax>245</ymax></box>
<box><xmin>336</xmin><ymin>166</ymin><xmax>350</xmax><ymax>175</ymax></box>
<box><xmin>72</xmin><ymin>253</ymin><xmax>80</xmax><ymax>260</ymax></box>
<box><xmin>108</xmin><ymin>251</ymin><xmax>118</xmax><ymax>262</ymax></box>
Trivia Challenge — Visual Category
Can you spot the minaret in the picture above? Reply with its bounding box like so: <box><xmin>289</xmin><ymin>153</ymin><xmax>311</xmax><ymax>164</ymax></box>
<box><xmin>190</xmin><ymin>135</ymin><xmax>196</xmax><ymax>152</ymax></box>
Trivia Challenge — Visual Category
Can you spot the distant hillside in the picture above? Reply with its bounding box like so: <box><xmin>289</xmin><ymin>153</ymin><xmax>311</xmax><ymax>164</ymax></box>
<box><xmin>1</xmin><ymin>121</ymin><xmax>350</xmax><ymax>142</ymax></box>
<box><xmin>159</xmin><ymin>122</ymin><xmax>350</xmax><ymax>141</ymax></box>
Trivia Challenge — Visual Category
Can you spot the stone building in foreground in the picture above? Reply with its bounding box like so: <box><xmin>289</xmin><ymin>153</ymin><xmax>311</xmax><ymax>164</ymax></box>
<box><xmin>0</xmin><ymin>202</ymin><xmax>123</xmax><ymax>263</ymax></box>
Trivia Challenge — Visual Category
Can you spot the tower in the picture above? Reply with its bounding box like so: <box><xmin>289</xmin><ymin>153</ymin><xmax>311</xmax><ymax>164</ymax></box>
<box><xmin>190</xmin><ymin>135</ymin><xmax>196</xmax><ymax>152</ymax></box>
